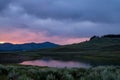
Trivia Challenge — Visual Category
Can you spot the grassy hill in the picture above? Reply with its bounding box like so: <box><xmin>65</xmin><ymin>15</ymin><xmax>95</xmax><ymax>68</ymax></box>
<box><xmin>38</xmin><ymin>36</ymin><xmax>120</xmax><ymax>52</ymax></box>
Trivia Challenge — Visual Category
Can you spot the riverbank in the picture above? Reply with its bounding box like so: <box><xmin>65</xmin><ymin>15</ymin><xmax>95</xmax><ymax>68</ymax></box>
<box><xmin>0</xmin><ymin>51</ymin><xmax>120</xmax><ymax>66</ymax></box>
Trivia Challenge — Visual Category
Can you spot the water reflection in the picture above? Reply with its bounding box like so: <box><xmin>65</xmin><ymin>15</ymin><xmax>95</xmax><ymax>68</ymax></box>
<box><xmin>20</xmin><ymin>59</ymin><xmax>91</xmax><ymax>68</ymax></box>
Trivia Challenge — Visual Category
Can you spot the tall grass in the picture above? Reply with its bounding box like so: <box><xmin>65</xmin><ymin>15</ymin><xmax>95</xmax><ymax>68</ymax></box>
<box><xmin>0</xmin><ymin>65</ymin><xmax>120</xmax><ymax>80</ymax></box>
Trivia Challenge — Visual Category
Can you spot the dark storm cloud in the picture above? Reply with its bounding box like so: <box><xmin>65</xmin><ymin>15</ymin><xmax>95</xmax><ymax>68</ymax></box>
<box><xmin>13</xmin><ymin>0</ymin><xmax>120</xmax><ymax>23</ymax></box>
<box><xmin>0</xmin><ymin>0</ymin><xmax>13</xmax><ymax>11</ymax></box>
<box><xmin>0</xmin><ymin>0</ymin><xmax>120</xmax><ymax>40</ymax></box>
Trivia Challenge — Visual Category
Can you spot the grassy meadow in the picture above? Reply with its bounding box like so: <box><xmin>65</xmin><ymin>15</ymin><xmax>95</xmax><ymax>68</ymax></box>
<box><xmin>0</xmin><ymin>64</ymin><xmax>120</xmax><ymax>80</ymax></box>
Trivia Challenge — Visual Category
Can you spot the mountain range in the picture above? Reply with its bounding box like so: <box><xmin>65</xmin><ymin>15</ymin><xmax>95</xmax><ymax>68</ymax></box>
<box><xmin>0</xmin><ymin>42</ymin><xmax>59</xmax><ymax>51</ymax></box>
<box><xmin>0</xmin><ymin>34</ymin><xmax>120</xmax><ymax>64</ymax></box>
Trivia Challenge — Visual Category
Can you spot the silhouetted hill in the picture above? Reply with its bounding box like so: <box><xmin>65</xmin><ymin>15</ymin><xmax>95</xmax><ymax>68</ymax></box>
<box><xmin>38</xmin><ymin>34</ymin><xmax>120</xmax><ymax>52</ymax></box>
<box><xmin>0</xmin><ymin>42</ymin><xmax>59</xmax><ymax>51</ymax></box>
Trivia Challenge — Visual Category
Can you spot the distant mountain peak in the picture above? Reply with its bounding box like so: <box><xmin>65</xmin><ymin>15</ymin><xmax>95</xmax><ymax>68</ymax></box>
<box><xmin>1</xmin><ymin>43</ymin><xmax>13</xmax><ymax>45</ymax></box>
<box><xmin>42</xmin><ymin>42</ymin><xmax>57</xmax><ymax>44</ymax></box>
<box><xmin>0</xmin><ymin>42</ymin><xmax>60</xmax><ymax>51</ymax></box>
<box><xmin>43</xmin><ymin>42</ymin><xmax>52</xmax><ymax>44</ymax></box>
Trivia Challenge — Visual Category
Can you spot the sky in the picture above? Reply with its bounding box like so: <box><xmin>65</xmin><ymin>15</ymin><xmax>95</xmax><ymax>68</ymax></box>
<box><xmin>0</xmin><ymin>0</ymin><xmax>120</xmax><ymax>45</ymax></box>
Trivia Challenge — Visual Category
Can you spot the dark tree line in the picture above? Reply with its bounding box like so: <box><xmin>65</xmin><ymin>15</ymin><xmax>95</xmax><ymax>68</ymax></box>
<box><xmin>90</xmin><ymin>34</ymin><xmax>120</xmax><ymax>40</ymax></box>
<box><xmin>102</xmin><ymin>34</ymin><xmax>120</xmax><ymax>38</ymax></box>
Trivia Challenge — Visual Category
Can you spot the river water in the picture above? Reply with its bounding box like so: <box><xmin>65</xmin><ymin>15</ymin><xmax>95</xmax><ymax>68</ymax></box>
<box><xmin>20</xmin><ymin>58</ymin><xmax>91</xmax><ymax>68</ymax></box>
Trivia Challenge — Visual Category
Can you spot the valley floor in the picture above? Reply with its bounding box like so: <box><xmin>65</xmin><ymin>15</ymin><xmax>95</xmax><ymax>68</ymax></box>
<box><xmin>0</xmin><ymin>51</ymin><xmax>120</xmax><ymax>65</ymax></box>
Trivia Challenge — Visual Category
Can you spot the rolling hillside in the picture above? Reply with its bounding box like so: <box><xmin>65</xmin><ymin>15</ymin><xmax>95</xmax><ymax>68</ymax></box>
<box><xmin>32</xmin><ymin>34</ymin><xmax>120</xmax><ymax>65</ymax></box>
<box><xmin>38</xmin><ymin>35</ymin><xmax>120</xmax><ymax>52</ymax></box>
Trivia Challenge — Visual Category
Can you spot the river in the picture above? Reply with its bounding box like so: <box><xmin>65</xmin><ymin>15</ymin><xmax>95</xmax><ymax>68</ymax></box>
<box><xmin>20</xmin><ymin>58</ymin><xmax>91</xmax><ymax>68</ymax></box>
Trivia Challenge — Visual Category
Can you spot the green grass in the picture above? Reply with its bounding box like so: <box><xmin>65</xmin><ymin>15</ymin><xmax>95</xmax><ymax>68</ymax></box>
<box><xmin>0</xmin><ymin>64</ymin><xmax>120</xmax><ymax>80</ymax></box>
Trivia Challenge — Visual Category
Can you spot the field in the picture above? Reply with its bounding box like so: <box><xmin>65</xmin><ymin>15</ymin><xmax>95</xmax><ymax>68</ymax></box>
<box><xmin>0</xmin><ymin>64</ymin><xmax>120</xmax><ymax>80</ymax></box>
<box><xmin>0</xmin><ymin>51</ymin><xmax>120</xmax><ymax>65</ymax></box>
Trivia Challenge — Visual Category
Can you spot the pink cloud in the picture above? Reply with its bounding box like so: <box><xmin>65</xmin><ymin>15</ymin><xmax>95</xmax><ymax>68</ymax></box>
<box><xmin>0</xmin><ymin>28</ymin><xmax>89</xmax><ymax>45</ymax></box>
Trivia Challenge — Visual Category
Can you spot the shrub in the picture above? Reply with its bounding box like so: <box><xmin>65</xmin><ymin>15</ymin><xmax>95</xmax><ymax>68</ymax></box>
<box><xmin>0</xmin><ymin>65</ymin><xmax>119</xmax><ymax>80</ymax></box>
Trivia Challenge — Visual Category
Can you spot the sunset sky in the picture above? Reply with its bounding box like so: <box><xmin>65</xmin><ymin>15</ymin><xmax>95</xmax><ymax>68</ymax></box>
<box><xmin>0</xmin><ymin>0</ymin><xmax>120</xmax><ymax>44</ymax></box>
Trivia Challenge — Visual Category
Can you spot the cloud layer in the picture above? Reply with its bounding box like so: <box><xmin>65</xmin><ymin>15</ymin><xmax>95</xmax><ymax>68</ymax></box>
<box><xmin>0</xmin><ymin>0</ymin><xmax>120</xmax><ymax>44</ymax></box>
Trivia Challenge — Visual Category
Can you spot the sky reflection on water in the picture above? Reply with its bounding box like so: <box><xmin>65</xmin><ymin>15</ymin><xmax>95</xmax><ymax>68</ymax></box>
<box><xmin>20</xmin><ymin>59</ymin><xmax>91</xmax><ymax>68</ymax></box>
